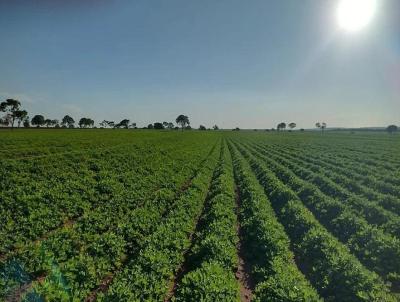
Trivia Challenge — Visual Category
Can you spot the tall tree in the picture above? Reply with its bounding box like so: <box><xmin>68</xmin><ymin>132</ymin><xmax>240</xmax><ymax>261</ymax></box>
<box><xmin>78</xmin><ymin>118</ymin><xmax>85</xmax><ymax>128</ymax></box>
<box><xmin>116</xmin><ymin>119</ymin><xmax>130</xmax><ymax>129</ymax></box>
<box><xmin>277</xmin><ymin>122</ymin><xmax>286</xmax><ymax>131</ymax></box>
<box><xmin>288</xmin><ymin>122</ymin><xmax>296</xmax><ymax>130</ymax></box>
<box><xmin>199</xmin><ymin>125</ymin><xmax>206</xmax><ymax>130</ymax></box>
<box><xmin>62</xmin><ymin>115</ymin><xmax>75</xmax><ymax>128</ymax></box>
<box><xmin>153</xmin><ymin>122</ymin><xmax>164</xmax><ymax>129</ymax></box>
<box><xmin>23</xmin><ymin>117</ymin><xmax>30</xmax><ymax>128</ymax></box>
<box><xmin>213</xmin><ymin>125</ymin><xmax>219</xmax><ymax>130</ymax></box>
<box><xmin>176</xmin><ymin>115</ymin><xmax>190</xmax><ymax>131</ymax></box>
<box><xmin>31</xmin><ymin>115</ymin><xmax>45</xmax><ymax>127</ymax></box>
<box><xmin>15</xmin><ymin>110</ymin><xmax>28</xmax><ymax>128</ymax></box>
<box><xmin>0</xmin><ymin>99</ymin><xmax>23</xmax><ymax>128</ymax></box>
<box><xmin>79</xmin><ymin>118</ymin><xmax>94</xmax><ymax>128</ymax></box>
<box><xmin>45</xmin><ymin>119</ymin><xmax>53</xmax><ymax>128</ymax></box>
<box><xmin>52</xmin><ymin>119</ymin><xmax>59</xmax><ymax>127</ymax></box>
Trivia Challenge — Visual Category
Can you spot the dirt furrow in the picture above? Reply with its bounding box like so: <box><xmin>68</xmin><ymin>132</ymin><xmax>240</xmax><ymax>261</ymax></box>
<box><xmin>235</xmin><ymin>186</ymin><xmax>254</xmax><ymax>302</ymax></box>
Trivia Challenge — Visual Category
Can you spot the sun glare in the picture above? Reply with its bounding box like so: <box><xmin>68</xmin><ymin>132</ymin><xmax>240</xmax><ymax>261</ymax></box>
<box><xmin>337</xmin><ymin>0</ymin><xmax>377</xmax><ymax>32</ymax></box>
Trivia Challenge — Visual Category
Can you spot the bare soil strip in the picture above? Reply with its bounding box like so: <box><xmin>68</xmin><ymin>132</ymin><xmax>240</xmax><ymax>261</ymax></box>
<box><xmin>235</xmin><ymin>186</ymin><xmax>254</xmax><ymax>302</ymax></box>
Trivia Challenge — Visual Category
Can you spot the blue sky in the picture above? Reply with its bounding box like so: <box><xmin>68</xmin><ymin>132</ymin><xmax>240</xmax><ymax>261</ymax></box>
<box><xmin>0</xmin><ymin>0</ymin><xmax>399</xmax><ymax>128</ymax></box>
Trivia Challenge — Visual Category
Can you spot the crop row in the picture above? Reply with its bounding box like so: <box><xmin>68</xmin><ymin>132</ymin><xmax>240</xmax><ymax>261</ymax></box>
<box><xmin>295</xmin><ymin>139</ymin><xmax>400</xmax><ymax>176</ymax></box>
<box><xmin>96</xmin><ymin>141</ymin><xmax>221</xmax><ymax>301</ymax></box>
<box><xmin>0</xmin><ymin>130</ymin><xmax>182</xmax><ymax>159</ymax></box>
<box><xmin>0</xmin><ymin>135</ymin><xmax>213</xmax><ymax>255</ymax></box>
<box><xmin>249</xmin><ymin>141</ymin><xmax>400</xmax><ymax>237</ymax></box>
<box><xmin>278</xmin><ymin>141</ymin><xmax>400</xmax><ymax>194</ymax></box>
<box><xmin>173</xmin><ymin>141</ymin><xmax>240</xmax><ymax>301</ymax></box>
<box><xmin>235</xmin><ymin>139</ymin><xmax>400</xmax><ymax>289</ymax></box>
<box><xmin>229</xmin><ymin>142</ymin><xmax>322</xmax><ymax>301</ymax></box>
<box><xmin>230</xmin><ymin>140</ymin><xmax>395</xmax><ymax>301</ymax></box>
<box><xmin>1</xmin><ymin>138</ymin><xmax>219</xmax><ymax>301</ymax></box>
<box><xmin>267</xmin><ymin>142</ymin><xmax>400</xmax><ymax>213</ymax></box>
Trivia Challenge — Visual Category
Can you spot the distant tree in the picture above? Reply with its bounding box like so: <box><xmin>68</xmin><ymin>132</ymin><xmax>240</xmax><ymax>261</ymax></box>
<box><xmin>176</xmin><ymin>115</ymin><xmax>190</xmax><ymax>131</ymax></box>
<box><xmin>79</xmin><ymin>117</ymin><xmax>94</xmax><ymax>128</ymax></box>
<box><xmin>387</xmin><ymin>125</ymin><xmax>398</xmax><ymax>134</ymax></box>
<box><xmin>88</xmin><ymin>118</ymin><xmax>95</xmax><ymax>128</ymax></box>
<box><xmin>45</xmin><ymin>119</ymin><xmax>53</xmax><ymax>128</ymax></box>
<box><xmin>213</xmin><ymin>125</ymin><xmax>219</xmax><ymax>130</ymax></box>
<box><xmin>147</xmin><ymin>124</ymin><xmax>154</xmax><ymax>129</ymax></box>
<box><xmin>129</xmin><ymin>122</ymin><xmax>137</xmax><ymax>129</ymax></box>
<box><xmin>100</xmin><ymin>120</ymin><xmax>108</xmax><ymax>128</ymax></box>
<box><xmin>31</xmin><ymin>115</ymin><xmax>45</xmax><ymax>127</ymax></box>
<box><xmin>44</xmin><ymin>119</ymin><xmax>56</xmax><ymax>128</ymax></box>
<box><xmin>79</xmin><ymin>118</ymin><xmax>85</xmax><ymax>128</ymax></box>
<box><xmin>233</xmin><ymin>127</ymin><xmax>240</xmax><ymax>131</ymax></box>
<box><xmin>0</xmin><ymin>99</ymin><xmax>24</xmax><ymax>129</ymax></box>
<box><xmin>185</xmin><ymin>125</ymin><xmax>192</xmax><ymax>130</ymax></box>
<box><xmin>300</xmin><ymin>128</ymin><xmax>305</xmax><ymax>132</ymax></box>
<box><xmin>162</xmin><ymin>121</ymin><xmax>168</xmax><ymax>128</ymax></box>
<box><xmin>0</xmin><ymin>114</ymin><xmax>11</xmax><ymax>126</ymax></box>
<box><xmin>174</xmin><ymin>126</ymin><xmax>179</xmax><ymax>130</ymax></box>
<box><xmin>271</xmin><ymin>128</ymin><xmax>276</xmax><ymax>131</ymax></box>
<box><xmin>62</xmin><ymin>115</ymin><xmax>75</xmax><ymax>128</ymax></box>
<box><xmin>167</xmin><ymin>122</ymin><xmax>174</xmax><ymax>130</ymax></box>
<box><xmin>289</xmin><ymin>122</ymin><xmax>296</xmax><ymax>130</ymax></box>
<box><xmin>277</xmin><ymin>122</ymin><xmax>286</xmax><ymax>131</ymax></box>
<box><xmin>316</xmin><ymin>122</ymin><xmax>327</xmax><ymax>132</ymax></box>
<box><xmin>116</xmin><ymin>119</ymin><xmax>130</xmax><ymax>129</ymax></box>
<box><xmin>107</xmin><ymin>121</ymin><xmax>115</xmax><ymax>128</ymax></box>
<box><xmin>23</xmin><ymin>117</ymin><xmax>30</xmax><ymax>128</ymax></box>
<box><xmin>199</xmin><ymin>125</ymin><xmax>206</xmax><ymax>130</ymax></box>
<box><xmin>52</xmin><ymin>119</ymin><xmax>59</xmax><ymax>127</ymax></box>
<box><xmin>15</xmin><ymin>110</ymin><xmax>28</xmax><ymax>128</ymax></box>
<box><xmin>154</xmin><ymin>122</ymin><xmax>164</xmax><ymax>129</ymax></box>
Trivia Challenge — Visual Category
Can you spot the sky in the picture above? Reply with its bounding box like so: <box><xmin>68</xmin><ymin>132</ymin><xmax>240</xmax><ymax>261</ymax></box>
<box><xmin>0</xmin><ymin>0</ymin><xmax>399</xmax><ymax>129</ymax></box>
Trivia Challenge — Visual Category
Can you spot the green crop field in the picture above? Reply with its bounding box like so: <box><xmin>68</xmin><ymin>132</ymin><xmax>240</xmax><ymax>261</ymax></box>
<box><xmin>1</xmin><ymin>130</ymin><xmax>400</xmax><ymax>302</ymax></box>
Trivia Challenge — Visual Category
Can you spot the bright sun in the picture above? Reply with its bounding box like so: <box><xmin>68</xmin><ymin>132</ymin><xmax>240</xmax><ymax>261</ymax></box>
<box><xmin>337</xmin><ymin>0</ymin><xmax>377</xmax><ymax>32</ymax></box>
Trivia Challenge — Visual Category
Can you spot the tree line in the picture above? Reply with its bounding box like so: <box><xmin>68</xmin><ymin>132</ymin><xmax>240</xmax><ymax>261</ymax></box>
<box><xmin>0</xmin><ymin>101</ymin><xmax>200</xmax><ymax>130</ymax></box>
<box><xmin>1</xmin><ymin>99</ymin><xmax>398</xmax><ymax>133</ymax></box>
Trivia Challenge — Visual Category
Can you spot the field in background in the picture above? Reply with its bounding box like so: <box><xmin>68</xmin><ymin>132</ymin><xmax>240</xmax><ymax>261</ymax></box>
<box><xmin>1</xmin><ymin>130</ymin><xmax>399</xmax><ymax>301</ymax></box>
